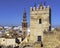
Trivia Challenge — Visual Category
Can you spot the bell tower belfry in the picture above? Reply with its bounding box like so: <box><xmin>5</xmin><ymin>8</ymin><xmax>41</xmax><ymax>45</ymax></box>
<box><xmin>22</xmin><ymin>9</ymin><xmax>28</xmax><ymax>38</ymax></box>
<box><xmin>30</xmin><ymin>3</ymin><xmax>51</xmax><ymax>43</ymax></box>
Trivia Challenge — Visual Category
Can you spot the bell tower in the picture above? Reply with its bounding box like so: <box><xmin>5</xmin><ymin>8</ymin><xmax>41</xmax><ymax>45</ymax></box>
<box><xmin>22</xmin><ymin>9</ymin><xmax>28</xmax><ymax>39</ymax></box>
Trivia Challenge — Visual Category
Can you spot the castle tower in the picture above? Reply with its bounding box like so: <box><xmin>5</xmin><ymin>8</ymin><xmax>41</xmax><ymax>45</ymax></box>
<box><xmin>22</xmin><ymin>9</ymin><xmax>28</xmax><ymax>38</ymax></box>
<box><xmin>30</xmin><ymin>3</ymin><xmax>51</xmax><ymax>43</ymax></box>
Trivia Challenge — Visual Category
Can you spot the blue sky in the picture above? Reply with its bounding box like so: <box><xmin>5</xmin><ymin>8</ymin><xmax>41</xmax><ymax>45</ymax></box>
<box><xmin>0</xmin><ymin>0</ymin><xmax>60</xmax><ymax>27</ymax></box>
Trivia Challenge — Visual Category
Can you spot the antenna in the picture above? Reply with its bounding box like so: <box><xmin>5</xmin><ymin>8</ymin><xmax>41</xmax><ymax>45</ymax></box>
<box><xmin>44</xmin><ymin>1</ymin><xmax>45</xmax><ymax>6</ymax></box>
<box><xmin>44</xmin><ymin>0</ymin><xmax>47</xmax><ymax>6</ymax></box>
<box><xmin>34</xmin><ymin>3</ymin><xmax>36</xmax><ymax>7</ymax></box>
<box><xmin>34</xmin><ymin>0</ymin><xmax>36</xmax><ymax>7</ymax></box>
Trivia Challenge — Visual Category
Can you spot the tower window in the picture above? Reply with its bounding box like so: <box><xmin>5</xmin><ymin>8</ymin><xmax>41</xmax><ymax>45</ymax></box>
<box><xmin>22</xmin><ymin>23</ymin><xmax>27</xmax><ymax>27</ymax></box>
<box><xmin>37</xmin><ymin>36</ymin><xmax>41</xmax><ymax>41</ymax></box>
<box><xmin>39</xmin><ymin>19</ymin><xmax>42</xmax><ymax>24</ymax></box>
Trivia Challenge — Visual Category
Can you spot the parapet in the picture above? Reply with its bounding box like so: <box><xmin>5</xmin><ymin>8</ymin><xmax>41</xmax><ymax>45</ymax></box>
<box><xmin>30</xmin><ymin>5</ymin><xmax>50</xmax><ymax>11</ymax></box>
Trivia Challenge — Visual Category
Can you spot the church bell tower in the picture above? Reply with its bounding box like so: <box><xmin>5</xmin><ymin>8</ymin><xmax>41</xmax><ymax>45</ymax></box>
<box><xmin>22</xmin><ymin>9</ymin><xmax>28</xmax><ymax>38</ymax></box>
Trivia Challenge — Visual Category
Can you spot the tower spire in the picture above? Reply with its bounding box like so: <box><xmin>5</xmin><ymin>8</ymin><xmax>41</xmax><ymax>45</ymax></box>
<box><xmin>23</xmin><ymin>9</ymin><xmax>27</xmax><ymax>21</ymax></box>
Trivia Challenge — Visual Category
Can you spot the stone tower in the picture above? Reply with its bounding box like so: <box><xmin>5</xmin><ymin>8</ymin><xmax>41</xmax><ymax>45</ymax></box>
<box><xmin>30</xmin><ymin>3</ymin><xmax>51</xmax><ymax>43</ymax></box>
<box><xmin>22</xmin><ymin>9</ymin><xmax>28</xmax><ymax>39</ymax></box>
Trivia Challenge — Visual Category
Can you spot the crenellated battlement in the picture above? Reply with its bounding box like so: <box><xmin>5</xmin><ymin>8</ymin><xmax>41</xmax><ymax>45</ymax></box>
<box><xmin>30</xmin><ymin>5</ymin><xmax>50</xmax><ymax>11</ymax></box>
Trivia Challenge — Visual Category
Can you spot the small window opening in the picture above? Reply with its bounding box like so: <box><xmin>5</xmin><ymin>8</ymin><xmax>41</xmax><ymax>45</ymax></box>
<box><xmin>39</xmin><ymin>19</ymin><xmax>42</xmax><ymax>24</ymax></box>
<box><xmin>37</xmin><ymin>36</ymin><xmax>41</xmax><ymax>41</ymax></box>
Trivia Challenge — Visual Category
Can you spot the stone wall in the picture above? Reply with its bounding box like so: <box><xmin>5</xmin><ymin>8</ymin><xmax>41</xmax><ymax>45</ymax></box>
<box><xmin>43</xmin><ymin>30</ymin><xmax>60</xmax><ymax>48</ymax></box>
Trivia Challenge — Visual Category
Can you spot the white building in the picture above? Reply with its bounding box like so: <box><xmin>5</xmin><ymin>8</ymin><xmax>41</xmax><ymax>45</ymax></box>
<box><xmin>0</xmin><ymin>37</ymin><xmax>21</xmax><ymax>46</ymax></box>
